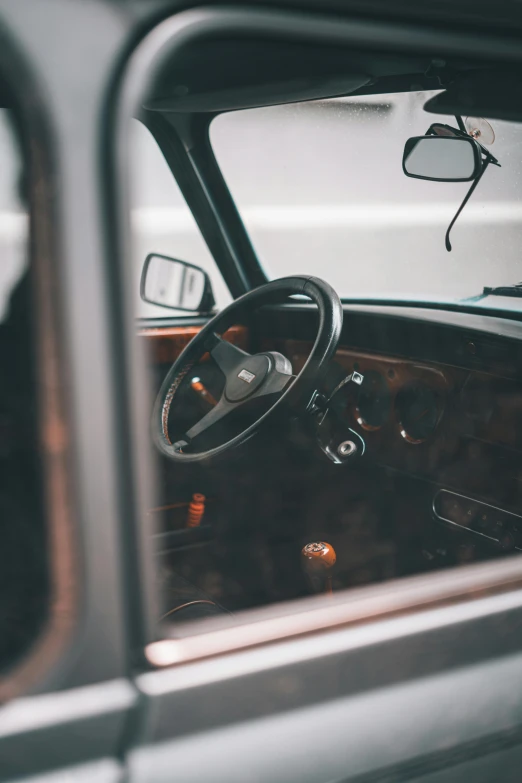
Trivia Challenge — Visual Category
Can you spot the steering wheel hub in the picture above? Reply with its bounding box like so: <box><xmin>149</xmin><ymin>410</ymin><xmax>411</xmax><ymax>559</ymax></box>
<box><xmin>224</xmin><ymin>354</ymin><xmax>270</xmax><ymax>402</ymax></box>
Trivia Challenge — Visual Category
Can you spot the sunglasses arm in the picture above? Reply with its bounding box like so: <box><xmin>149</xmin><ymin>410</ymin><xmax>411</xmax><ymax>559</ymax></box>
<box><xmin>445</xmin><ymin>161</ymin><xmax>490</xmax><ymax>252</ymax></box>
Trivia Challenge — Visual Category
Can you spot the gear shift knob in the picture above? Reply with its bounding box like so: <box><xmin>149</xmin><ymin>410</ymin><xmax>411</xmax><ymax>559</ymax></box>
<box><xmin>301</xmin><ymin>542</ymin><xmax>336</xmax><ymax>594</ymax></box>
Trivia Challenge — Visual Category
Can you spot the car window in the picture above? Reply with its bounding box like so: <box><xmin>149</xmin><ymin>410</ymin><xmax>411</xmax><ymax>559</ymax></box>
<box><xmin>129</xmin><ymin>57</ymin><xmax>522</xmax><ymax>666</ymax></box>
<box><xmin>210</xmin><ymin>92</ymin><xmax>522</xmax><ymax>311</ymax></box>
<box><xmin>0</xmin><ymin>108</ymin><xmax>48</xmax><ymax>672</ymax></box>
<box><xmin>130</xmin><ymin>120</ymin><xmax>231</xmax><ymax>318</ymax></box>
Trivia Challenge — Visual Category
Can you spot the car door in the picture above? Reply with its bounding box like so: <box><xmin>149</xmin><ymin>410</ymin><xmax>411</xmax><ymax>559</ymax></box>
<box><xmin>0</xmin><ymin>2</ymin><xmax>139</xmax><ymax>780</ymax></box>
<box><xmin>0</xmin><ymin>3</ymin><xmax>243</xmax><ymax>781</ymax></box>
<box><xmin>119</xmin><ymin>6</ymin><xmax>522</xmax><ymax>783</ymax></box>
<box><xmin>2</xmin><ymin>2</ymin><xmax>522</xmax><ymax>783</ymax></box>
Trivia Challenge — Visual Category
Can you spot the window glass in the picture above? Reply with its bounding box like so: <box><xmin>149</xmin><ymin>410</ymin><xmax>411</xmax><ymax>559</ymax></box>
<box><xmin>210</xmin><ymin>92</ymin><xmax>522</xmax><ymax>311</ymax></box>
<box><xmin>132</xmin><ymin>84</ymin><xmax>522</xmax><ymax>644</ymax></box>
<box><xmin>0</xmin><ymin>109</ymin><xmax>47</xmax><ymax>670</ymax></box>
<box><xmin>130</xmin><ymin>121</ymin><xmax>231</xmax><ymax>318</ymax></box>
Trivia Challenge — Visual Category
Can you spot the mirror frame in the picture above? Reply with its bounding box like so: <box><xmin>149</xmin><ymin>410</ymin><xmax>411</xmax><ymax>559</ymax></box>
<box><xmin>402</xmin><ymin>134</ymin><xmax>483</xmax><ymax>183</ymax></box>
<box><xmin>140</xmin><ymin>252</ymin><xmax>216</xmax><ymax>314</ymax></box>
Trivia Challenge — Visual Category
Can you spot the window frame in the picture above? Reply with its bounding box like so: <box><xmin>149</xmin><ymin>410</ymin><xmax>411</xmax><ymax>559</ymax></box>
<box><xmin>136</xmin><ymin>109</ymin><xmax>265</xmax><ymax>323</ymax></box>
<box><xmin>116</xmin><ymin>4</ymin><xmax>522</xmax><ymax>674</ymax></box>
<box><xmin>0</xmin><ymin>0</ymin><xmax>138</xmax><ymax>700</ymax></box>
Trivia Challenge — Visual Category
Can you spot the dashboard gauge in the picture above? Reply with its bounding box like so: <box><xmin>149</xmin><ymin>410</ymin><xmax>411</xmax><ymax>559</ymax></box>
<box><xmin>355</xmin><ymin>370</ymin><xmax>391</xmax><ymax>431</ymax></box>
<box><xmin>395</xmin><ymin>383</ymin><xmax>442</xmax><ymax>444</ymax></box>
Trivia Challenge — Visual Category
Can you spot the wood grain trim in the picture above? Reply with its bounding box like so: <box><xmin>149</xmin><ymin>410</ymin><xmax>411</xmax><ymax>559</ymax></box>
<box><xmin>270</xmin><ymin>339</ymin><xmax>451</xmax><ymax>390</ymax></box>
<box><xmin>140</xmin><ymin>324</ymin><xmax>249</xmax><ymax>365</ymax></box>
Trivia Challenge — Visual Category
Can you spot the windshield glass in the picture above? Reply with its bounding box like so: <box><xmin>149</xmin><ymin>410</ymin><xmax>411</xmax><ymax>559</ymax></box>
<box><xmin>210</xmin><ymin>91</ymin><xmax>522</xmax><ymax>311</ymax></box>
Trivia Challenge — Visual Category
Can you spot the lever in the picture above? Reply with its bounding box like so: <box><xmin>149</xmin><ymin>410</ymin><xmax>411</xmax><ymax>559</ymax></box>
<box><xmin>301</xmin><ymin>541</ymin><xmax>336</xmax><ymax>594</ymax></box>
<box><xmin>314</xmin><ymin>371</ymin><xmax>366</xmax><ymax>464</ymax></box>
<box><xmin>190</xmin><ymin>377</ymin><xmax>217</xmax><ymax>406</ymax></box>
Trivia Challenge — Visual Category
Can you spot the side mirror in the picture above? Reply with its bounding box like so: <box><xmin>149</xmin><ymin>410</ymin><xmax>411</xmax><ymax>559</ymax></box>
<box><xmin>402</xmin><ymin>135</ymin><xmax>482</xmax><ymax>182</ymax></box>
<box><xmin>140</xmin><ymin>253</ymin><xmax>215</xmax><ymax>313</ymax></box>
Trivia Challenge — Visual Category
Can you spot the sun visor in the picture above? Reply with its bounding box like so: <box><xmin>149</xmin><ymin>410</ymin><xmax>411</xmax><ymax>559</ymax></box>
<box><xmin>144</xmin><ymin>74</ymin><xmax>371</xmax><ymax>113</ymax></box>
<box><xmin>424</xmin><ymin>69</ymin><xmax>522</xmax><ymax>123</ymax></box>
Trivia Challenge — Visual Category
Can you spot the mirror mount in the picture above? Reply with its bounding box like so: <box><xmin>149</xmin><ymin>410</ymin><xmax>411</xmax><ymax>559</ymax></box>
<box><xmin>454</xmin><ymin>114</ymin><xmax>467</xmax><ymax>135</ymax></box>
<box><xmin>140</xmin><ymin>254</ymin><xmax>216</xmax><ymax>313</ymax></box>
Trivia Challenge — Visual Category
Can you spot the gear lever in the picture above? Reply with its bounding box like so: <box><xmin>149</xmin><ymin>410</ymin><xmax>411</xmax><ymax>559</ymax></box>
<box><xmin>301</xmin><ymin>542</ymin><xmax>336</xmax><ymax>594</ymax></box>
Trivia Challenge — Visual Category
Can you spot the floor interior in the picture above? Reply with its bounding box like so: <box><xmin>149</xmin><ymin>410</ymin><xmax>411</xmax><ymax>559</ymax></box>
<box><xmin>155</xmin><ymin>429</ymin><xmax>491</xmax><ymax>620</ymax></box>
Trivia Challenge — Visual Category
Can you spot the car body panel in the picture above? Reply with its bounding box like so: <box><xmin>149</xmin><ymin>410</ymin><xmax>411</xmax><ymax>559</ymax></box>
<box><xmin>1</xmin><ymin>1</ymin><xmax>522</xmax><ymax>782</ymax></box>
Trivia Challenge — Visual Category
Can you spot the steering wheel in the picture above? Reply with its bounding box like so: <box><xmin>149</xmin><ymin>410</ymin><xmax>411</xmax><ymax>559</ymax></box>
<box><xmin>152</xmin><ymin>276</ymin><xmax>343</xmax><ymax>462</ymax></box>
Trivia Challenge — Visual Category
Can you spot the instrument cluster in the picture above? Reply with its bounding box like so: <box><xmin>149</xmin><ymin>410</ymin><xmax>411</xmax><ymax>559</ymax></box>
<box><xmin>334</xmin><ymin>349</ymin><xmax>449</xmax><ymax>446</ymax></box>
<box><xmin>355</xmin><ymin>372</ymin><xmax>444</xmax><ymax>444</ymax></box>
<box><xmin>266</xmin><ymin>338</ymin><xmax>522</xmax><ymax>472</ymax></box>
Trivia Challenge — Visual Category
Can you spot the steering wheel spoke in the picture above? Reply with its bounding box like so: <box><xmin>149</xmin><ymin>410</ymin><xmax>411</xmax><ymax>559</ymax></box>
<box><xmin>208</xmin><ymin>333</ymin><xmax>251</xmax><ymax>376</ymax></box>
<box><xmin>184</xmin><ymin>396</ymin><xmax>234</xmax><ymax>443</ymax></box>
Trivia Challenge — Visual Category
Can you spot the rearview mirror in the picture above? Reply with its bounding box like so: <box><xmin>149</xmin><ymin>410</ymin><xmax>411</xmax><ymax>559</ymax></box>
<box><xmin>402</xmin><ymin>135</ymin><xmax>482</xmax><ymax>182</ymax></box>
<box><xmin>140</xmin><ymin>254</ymin><xmax>215</xmax><ymax>313</ymax></box>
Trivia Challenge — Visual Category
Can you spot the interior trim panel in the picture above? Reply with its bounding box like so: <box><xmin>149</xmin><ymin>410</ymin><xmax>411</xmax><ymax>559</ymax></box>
<box><xmin>140</xmin><ymin>324</ymin><xmax>249</xmax><ymax>364</ymax></box>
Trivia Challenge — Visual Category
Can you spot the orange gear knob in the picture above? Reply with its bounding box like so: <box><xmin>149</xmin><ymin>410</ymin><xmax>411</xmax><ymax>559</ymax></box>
<box><xmin>301</xmin><ymin>542</ymin><xmax>336</xmax><ymax>594</ymax></box>
<box><xmin>301</xmin><ymin>541</ymin><xmax>336</xmax><ymax>570</ymax></box>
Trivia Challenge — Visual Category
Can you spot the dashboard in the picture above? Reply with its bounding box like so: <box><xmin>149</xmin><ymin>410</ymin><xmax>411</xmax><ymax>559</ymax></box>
<box><xmin>268</xmin><ymin>338</ymin><xmax>522</xmax><ymax>458</ymax></box>
<box><xmin>142</xmin><ymin>303</ymin><xmax>522</xmax><ymax>590</ymax></box>
<box><xmin>255</xmin><ymin>304</ymin><xmax>522</xmax><ymax>562</ymax></box>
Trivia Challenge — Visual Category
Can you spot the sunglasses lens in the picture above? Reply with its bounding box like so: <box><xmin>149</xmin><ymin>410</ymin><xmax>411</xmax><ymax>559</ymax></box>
<box><xmin>431</xmin><ymin>124</ymin><xmax>458</xmax><ymax>137</ymax></box>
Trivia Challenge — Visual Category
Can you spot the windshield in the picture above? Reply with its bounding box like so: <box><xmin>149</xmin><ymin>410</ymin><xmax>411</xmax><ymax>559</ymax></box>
<box><xmin>210</xmin><ymin>91</ymin><xmax>522</xmax><ymax>311</ymax></box>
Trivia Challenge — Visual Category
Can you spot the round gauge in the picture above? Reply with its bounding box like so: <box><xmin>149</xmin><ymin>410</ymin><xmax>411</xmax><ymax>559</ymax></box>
<box><xmin>355</xmin><ymin>371</ymin><xmax>391</xmax><ymax>431</ymax></box>
<box><xmin>395</xmin><ymin>383</ymin><xmax>442</xmax><ymax>443</ymax></box>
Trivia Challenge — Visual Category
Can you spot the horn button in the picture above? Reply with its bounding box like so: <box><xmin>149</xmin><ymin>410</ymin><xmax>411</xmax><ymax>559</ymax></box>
<box><xmin>225</xmin><ymin>354</ymin><xmax>270</xmax><ymax>402</ymax></box>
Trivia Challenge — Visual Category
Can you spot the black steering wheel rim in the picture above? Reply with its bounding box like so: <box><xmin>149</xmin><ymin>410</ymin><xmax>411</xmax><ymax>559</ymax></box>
<box><xmin>152</xmin><ymin>276</ymin><xmax>343</xmax><ymax>462</ymax></box>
